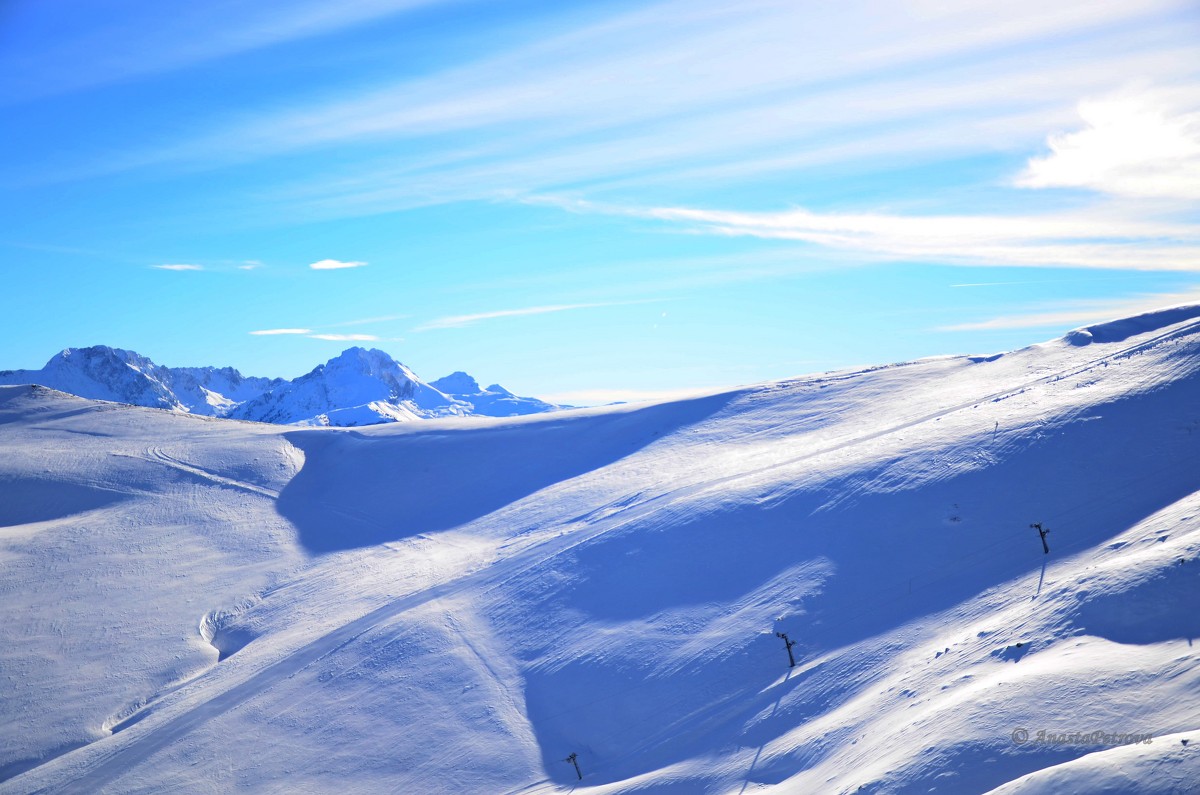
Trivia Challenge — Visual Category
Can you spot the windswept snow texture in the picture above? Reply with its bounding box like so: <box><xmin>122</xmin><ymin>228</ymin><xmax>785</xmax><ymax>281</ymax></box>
<box><xmin>0</xmin><ymin>346</ymin><xmax>564</xmax><ymax>426</ymax></box>
<box><xmin>4</xmin><ymin>307</ymin><xmax>1200</xmax><ymax>794</ymax></box>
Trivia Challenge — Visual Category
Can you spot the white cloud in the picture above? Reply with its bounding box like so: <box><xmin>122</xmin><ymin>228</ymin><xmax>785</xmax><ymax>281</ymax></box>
<box><xmin>415</xmin><ymin>301</ymin><xmax>654</xmax><ymax>331</ymax></box>
<box><xmin>252</xmin><ymin>322</ymin><xmax>399</xmax><ymax>340</ymax></box>
<box><xmin>309</xmin><ymin>259</ymin><xmax>368</xmax><ymax>270</ymax></box>
<box><xmin>153</xmin><ymin>263</ymin><xmax>204</xmax><ymax>271</ymax></box>
<box><xmin>541</xmin><ymin>196</ymin><xmax>1200</xmax><ymax>272</ymax></box>
<box><xmin>938</xmin><ymin>290</ymin><xmax>1200</xmax><ymax>331</ymax></box>
<box><xmin>239</xmin><ymin>260</ymin><xmax>264</xmax><ymax>270</ymax></box>
<box><xmin>1017</xmin><ymin>89</ymin><xmax>1200</xmax><ymax>199</ymax></box>
<box><xmin>308</xmin><ymin>333</ymin><xmax>379</xmax><ymax>341</ymax></box>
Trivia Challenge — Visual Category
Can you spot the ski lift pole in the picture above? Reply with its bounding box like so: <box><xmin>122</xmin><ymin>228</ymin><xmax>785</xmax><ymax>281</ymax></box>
<box><xmin>1031</xmin><ymin>522</ymin><xmax>1050</xmax><ymax>555</ymax></box>
<box><xmin>564</xmin><ymin>752</ymin><xmax>582</xmax><ymax>780</ymax></box>
<box><xmin>775</xmin><ymin>631</ymin><xmax>797</xmax><ymax>668</ymax></box>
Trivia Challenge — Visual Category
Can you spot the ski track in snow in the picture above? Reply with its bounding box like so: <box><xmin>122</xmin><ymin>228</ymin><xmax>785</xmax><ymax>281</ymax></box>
<box><xmin>114</xmin><ymin>446</ymin><xmax>282</xmax><ymax>499</ymax></box>
<box><xmin>46</xmin><ymin>449</ymin><xmax>790</xmax><ymax>793</ymax></box>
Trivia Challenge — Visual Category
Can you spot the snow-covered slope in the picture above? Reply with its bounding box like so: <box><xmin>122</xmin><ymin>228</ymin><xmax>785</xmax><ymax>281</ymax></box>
<box><xmin>2</xmin><ymin>306</ymin><xmax>1199</xmax><ymax>794</ymax></box>
<box><xmin>431</xmin><ymin>371</ymin><xmax>560</xmax><ymax>417</ymax></box>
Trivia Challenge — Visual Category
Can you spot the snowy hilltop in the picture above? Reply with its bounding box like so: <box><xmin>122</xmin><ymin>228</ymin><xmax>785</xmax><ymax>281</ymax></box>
<box><xmin>2</xmin><ymin>305</ymin><xmax>1198</xmax><ymax>793</ymax></box>
<box><xmin>0</xmin><ymin>345</ymin><xmax>562</xmax><ymax>426</ymax></box>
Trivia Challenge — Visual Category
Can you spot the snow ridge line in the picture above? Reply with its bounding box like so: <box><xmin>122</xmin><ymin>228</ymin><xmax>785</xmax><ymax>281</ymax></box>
<box><xmin>700</xmin><ymin>316</ymin><xmax>1200</xmax><ymax>494</ymax></box>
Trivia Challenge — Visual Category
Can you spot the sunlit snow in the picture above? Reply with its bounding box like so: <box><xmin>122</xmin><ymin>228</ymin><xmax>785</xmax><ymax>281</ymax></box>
<box><xmin>2</xmin><ymin>307</ymin><xmax>1198</xmax><ymax>793</ymax></box>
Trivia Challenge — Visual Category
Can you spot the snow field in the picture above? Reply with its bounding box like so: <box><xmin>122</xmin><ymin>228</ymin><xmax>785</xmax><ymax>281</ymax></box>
<box><xmin>3</xmin><ymin>306</ymin><xmax>1200</xmax><ymax>793</ymax></box>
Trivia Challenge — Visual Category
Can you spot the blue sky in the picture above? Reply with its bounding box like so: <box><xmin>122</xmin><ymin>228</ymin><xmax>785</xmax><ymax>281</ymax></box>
<box><xmin>2</xmin><ymin>0</ymin><xmax>1198</xmax><ymax>403</ymax></box>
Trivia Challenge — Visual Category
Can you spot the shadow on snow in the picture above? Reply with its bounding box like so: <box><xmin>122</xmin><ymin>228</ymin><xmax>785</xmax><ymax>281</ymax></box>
<box><xmin>277</xmin><ymin>392</ymin><xmax>738</xmax><ymax>554</ymax></box>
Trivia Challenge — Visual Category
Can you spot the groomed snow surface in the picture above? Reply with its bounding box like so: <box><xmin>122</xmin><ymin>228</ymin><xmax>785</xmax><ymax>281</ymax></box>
<box><xmin>2</xmin><ymin>306</ymin><xmax>1199</xmax><ymax>794</ymax></box>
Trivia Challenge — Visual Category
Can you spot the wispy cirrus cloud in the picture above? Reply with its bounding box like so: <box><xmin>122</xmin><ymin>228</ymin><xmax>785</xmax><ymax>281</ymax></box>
<box><xmin>40</xmin><ymin>0</ymin><xmax>1197</xmax><ymax>216</ymax></box>
<box><xmin>249</xmin><ymin>314</ymin><xmax>404</xmax><ymax>340</ymax></box>
<box><xmin>938</xmin><ymin>290</ymin><xmax>1200</xmax><ymax>331</ymax></box>
<box><xmin>225</xmin><ymin>1</ymin><xmax>1185</xmax><ymax>160</ymax></box>
<box><xmin>415</xmin><ymin>300</ymin><xmax>657</xmax><ymax>331</ymax></box>
<box><xmin>153</xmin><ymin>263</ymin><xmax>204</xmax><ymax>271</ymax></box>
<box><xmin>0</xmin><ymin>0</ymin><xmax>452</xmax><ymax>103</ymax></box>
<box><xmin>309</xmin><ymin>259</ymin><xmax>368</xmax><ymax>270</ymax></box>
<box><xmin>536</xmin><ymin>196</ymin><xmax>1200</xmax><ymax>272</ymax></box>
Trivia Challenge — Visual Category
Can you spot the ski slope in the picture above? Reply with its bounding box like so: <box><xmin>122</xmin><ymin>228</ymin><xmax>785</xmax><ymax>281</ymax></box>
<box><xmin>2</xmin><ymin>307</ymin><xmax>1199</xmax><ymax>794</ymax></box>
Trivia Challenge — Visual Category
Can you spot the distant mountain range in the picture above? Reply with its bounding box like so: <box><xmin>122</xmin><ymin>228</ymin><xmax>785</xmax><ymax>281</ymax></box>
<box><xmin>0</xmin><ymin>346</ymin><xmax>561</xmax><ymax>426</ymax></box>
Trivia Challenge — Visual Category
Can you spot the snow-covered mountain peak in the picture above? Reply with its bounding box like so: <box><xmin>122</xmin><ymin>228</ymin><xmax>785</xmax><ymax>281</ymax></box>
<box><xmin>430</xmin><ymin>371</ymin><xmax>481</xmax><ymax>395</ymax></box>
<box><xmin>313</xmin><ymin>347</ymin><xmax>441</xmax><ymax>403</ymax></box>
<box><xmin>431</xmin><ymin>370</ymin><xmax>560</xmax><ymax>416</ymax></box>
<box><xmin>0</xmin><ymin>345</ymin><xmax>291</xmax><ymax>417</ymax></box>
<box><xmin>46</xmin><ymin>345</ymin><xmax>156</xmax><ymax>375</ymax></box>
<box><xmin>322</xmin><ymin>346</ymin><xmax>406</xmax><ymax>377</ymax></box>
<box><xmin>1</xmin><ymin>345</ymin><xmax>563</xmax><ymax>426</ymax></box>
<box><xmin>17</xmin><ymin>344</ymin><xmax>183</xmax><ymax>411</ymax></box>
<box><xmin>229</xmin><ymin>348</ymin><xmax>464</xmax><ymax>426</ymax></box>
